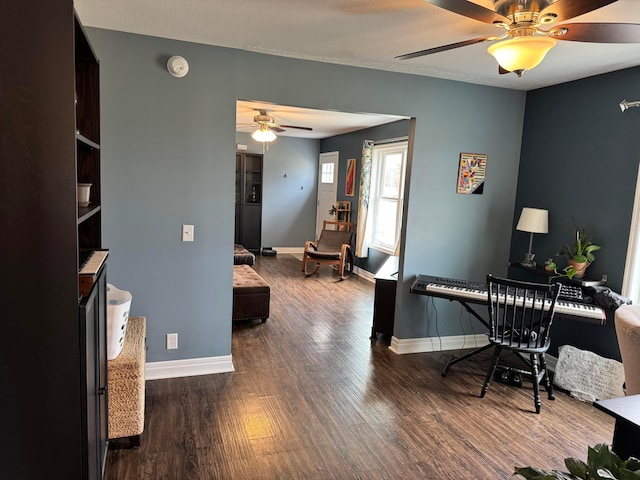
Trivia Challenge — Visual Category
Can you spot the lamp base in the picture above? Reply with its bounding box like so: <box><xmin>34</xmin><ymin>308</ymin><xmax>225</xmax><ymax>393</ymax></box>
<box><xmin>521</xmin><ymin>252</ymin><xmax>536</xmax><ymax>268</ymax></box>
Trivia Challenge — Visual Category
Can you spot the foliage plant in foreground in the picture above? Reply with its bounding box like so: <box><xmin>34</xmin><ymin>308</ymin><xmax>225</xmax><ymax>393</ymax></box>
<box><xmin>514</xmin><ymin>444</ymin><xmax>640</xmax><ymax>480</ymax></box>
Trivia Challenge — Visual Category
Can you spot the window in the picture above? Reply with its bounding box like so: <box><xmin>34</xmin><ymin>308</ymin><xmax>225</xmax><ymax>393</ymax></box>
<box><xmin>321</xmin><ymin>162</ymin><xmax>334</xmax><ymax>183</ymax></box>
<box><xmin>622</xmin><ymin>163</ymin><xmax>640</xmax><ymax>304</ymax></box>
<box><xmin>368</xmin><ymin>142</ymin><xmax>408</xmax><ymax>254</ymax></box>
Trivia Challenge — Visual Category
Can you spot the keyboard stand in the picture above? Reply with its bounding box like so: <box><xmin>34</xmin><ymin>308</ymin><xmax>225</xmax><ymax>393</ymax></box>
<box><xmin>441</xmin><ymin>300</ymin><xmax>492</xmax><ymax>377</ymax></box>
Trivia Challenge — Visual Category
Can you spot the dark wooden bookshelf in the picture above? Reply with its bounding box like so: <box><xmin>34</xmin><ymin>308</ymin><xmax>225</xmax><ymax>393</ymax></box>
<box><xmin>2</xmin><ymin>5</ymin><xmax>108</xmax><ymax>478</ymax></box>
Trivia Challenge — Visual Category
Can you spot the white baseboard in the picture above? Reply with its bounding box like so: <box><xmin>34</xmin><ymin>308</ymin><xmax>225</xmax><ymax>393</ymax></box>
<box><xmin>145</xmin><ymin>355</ymin><xmax>235</xmax><ymax>380</ymax></box>
<box><xmin>389</xmin><ymin>334</ymin><xmax>490</xmax><ymax>355</ymax></box>
<box><xmin>389</xmin><ymin>337</ymin><xmax>560</xmax><ymax>374</ymax></box>
<box><xmin>545</xmin><ymin>353</ymin><xmax>558</xmax><ymax>372</ymax></box>
<box><xmin>273</xmin><ymin>246</ymin><xmax>304</xmax><ymax>254</ymax></box>
<box><xmin>354</xmin><ymin>266</ymin><xmax>375</xmax><ymax>282</ymax></box>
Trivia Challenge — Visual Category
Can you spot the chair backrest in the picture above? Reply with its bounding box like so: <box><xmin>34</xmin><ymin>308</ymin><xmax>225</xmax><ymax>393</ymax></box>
<box><xmin>486</xmin><ymin>274</ymin><xmax>561</xmax><ymax>350</ymax></box>
<box><xmin>323</xmin><ymin>220</ymin><xmax>353</xmax><ymax>232</ymax></box>
<box><xmin>316</xmin><ymin>229</ymin><xmax>353</xmax><ymax>253</ymax></box>
<box><xmin>614</xmin><ymin>305</ymin><xmax>640</xmax><ymax>395</ymax></box>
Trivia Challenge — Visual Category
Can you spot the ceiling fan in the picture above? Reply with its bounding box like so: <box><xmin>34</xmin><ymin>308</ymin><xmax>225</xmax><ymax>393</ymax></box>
<box><xmin>240</xmin><ymin>110</ymin><xmax>313</xmax><ymax>142</ymax></box>
<box><xmin>396</xmin><ymin>0</ymin><xmax>640</xmax><ymax>77</ymax></box>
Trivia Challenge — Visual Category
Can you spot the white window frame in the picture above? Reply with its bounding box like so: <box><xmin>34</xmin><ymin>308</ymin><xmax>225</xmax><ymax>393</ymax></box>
<box><xmin>622</xmin><ymin>162</ymin><xmax>640</xmax><ymax>304</ymax></box>
<box><xmin>368</xmin><ymin>141</ymin><xmax>408</xmax><ymax>255</ymax></box>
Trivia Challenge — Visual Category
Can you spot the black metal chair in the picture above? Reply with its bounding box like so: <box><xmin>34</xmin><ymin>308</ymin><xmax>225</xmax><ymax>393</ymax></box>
<box><xmin>480</xmin><ymin>274</ymin><xmax>562</xmax><ymax>414</ymax></box>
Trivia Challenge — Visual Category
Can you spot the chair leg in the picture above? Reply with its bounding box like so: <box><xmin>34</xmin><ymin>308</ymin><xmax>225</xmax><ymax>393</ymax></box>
<box><xmin>530</xmin><ymin>353</ymin><xmax>542</xmax><ymax>414</ymax></box>
<box><xmin>539</xmin><ymin>353</ymin><xmax>555</xmax><ymax>400</ymax></box>
<box><xmin>481</xmin><ymin>346</ymin><xmax>501</xmax><ymax>398</ymax></box>
<box><xmin>302</xmin><ymin>256</ymin><xmax>320</xmax><ymax>276</ymax></box>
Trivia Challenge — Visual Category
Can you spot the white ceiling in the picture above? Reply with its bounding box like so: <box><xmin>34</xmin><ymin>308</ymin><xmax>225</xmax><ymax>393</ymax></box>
<box><xmin>236</xmin><ymin>100</ymin><xmax>407</xmax><ymax>139</ymax></box>
<box><xmin>74</xmin><ymin>0</ymin><xmax>640</xmax><ymax>137</ymax></box>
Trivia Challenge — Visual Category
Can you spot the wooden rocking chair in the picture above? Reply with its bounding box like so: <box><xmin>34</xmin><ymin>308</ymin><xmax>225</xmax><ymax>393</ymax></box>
<box><xmin>302</xmin><ymin>221</ymin><xmax>354</xmax><ymax>279</ymax></box>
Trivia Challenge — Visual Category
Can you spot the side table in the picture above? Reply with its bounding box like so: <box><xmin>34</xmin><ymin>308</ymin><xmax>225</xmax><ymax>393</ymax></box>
<box><xmin>593</xmin><ymin>394</ymin><xmax>640</xmax><ymax>460</ymax></box>
<box><xmin>371</xmin><ymin>256</ymin><xmax>398</xmax><ymax>339</ymax></box>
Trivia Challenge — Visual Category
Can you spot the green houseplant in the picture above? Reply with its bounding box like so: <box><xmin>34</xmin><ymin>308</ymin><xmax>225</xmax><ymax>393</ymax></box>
<box><xmin>514</xmin><ymin>443</ymin><xmax>640</xmax><ymax>479</ymax></box>
<box><xmin>557</xmin><ymin>222</ymin><xmax>602</xmax><ymax>278</ymax></box>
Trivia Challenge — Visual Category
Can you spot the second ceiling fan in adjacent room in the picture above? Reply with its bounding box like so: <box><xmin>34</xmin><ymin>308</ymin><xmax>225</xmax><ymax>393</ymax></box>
<box><xmin>240</xmin><ymin>110</ymin><xmax>313</xmax><ymax>143</ymax></box>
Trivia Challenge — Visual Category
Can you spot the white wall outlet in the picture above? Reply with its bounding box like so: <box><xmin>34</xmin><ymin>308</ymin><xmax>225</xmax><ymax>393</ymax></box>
<box><xmin>182</xmin><ymin>224</ymin><xmax>194</xmax><ymax>242</ymax></box>
<box><xmin>166</xmin><ymin>333</ymin><xmax>178</xmax><ymax>350</ymax></box>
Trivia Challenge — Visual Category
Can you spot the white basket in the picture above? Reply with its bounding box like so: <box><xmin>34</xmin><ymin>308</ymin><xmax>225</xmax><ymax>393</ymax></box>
<box><xmin>106</xmin><ymin>283</ymin><xmax>132</xmax><ymax>360</ymax></box>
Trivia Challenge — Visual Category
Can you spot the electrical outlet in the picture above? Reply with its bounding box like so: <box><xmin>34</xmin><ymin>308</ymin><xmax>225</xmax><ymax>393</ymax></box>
<box><xmin>166</xmin><ymin>333</ymin><xmax>178</xmax><ymax>350</ymax></box>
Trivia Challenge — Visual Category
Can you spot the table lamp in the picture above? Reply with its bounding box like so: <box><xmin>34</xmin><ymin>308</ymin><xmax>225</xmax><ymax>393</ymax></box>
<box><xmin>516</xmin><ymin>207</ymin><xmax>548</xmax><ymax>268</ymax></box>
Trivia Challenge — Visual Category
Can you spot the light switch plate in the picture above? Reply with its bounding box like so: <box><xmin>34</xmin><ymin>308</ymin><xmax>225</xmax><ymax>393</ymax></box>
<box><xmin>182</xmin><ymin>224</ymin><xmax>194</xmax><ymax>242</ymax></box>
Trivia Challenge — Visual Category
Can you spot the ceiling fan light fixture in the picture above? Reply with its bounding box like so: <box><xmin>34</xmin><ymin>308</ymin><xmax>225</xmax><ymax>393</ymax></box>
<box><xmin>487</xmin><ymin>36</ymin><xmax>557</xmax><ymax>74</ymax></box>
<box><xmin>252</xmin><ymin>124</ymin><xmax>277</xmax><ymax>142</ymax></box>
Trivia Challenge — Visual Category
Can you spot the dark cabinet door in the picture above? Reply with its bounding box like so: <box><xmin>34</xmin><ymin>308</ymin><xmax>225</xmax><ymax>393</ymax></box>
<box><xmin>235</xmin><ymin>153</ymin><xmax>263</xmax><ymax>252</ymax></box>
<box><xmin>80</xmin><ymin>265</ymin><xmax>108</xmax><ymax>479</ymax></box>
<box><xmin>234</xmin><ymin>204</ymin><xmax>242</xmax><ymax>244</ymax></box>
<box><xmin>240</xmin><ymin>204</ymin><xmax>262</xmax><ymax>251</ymax></box>
<box><xmin>96</xmin><ymin>267</ymin><xmax>108</xmax><ymax>475</ymax></box>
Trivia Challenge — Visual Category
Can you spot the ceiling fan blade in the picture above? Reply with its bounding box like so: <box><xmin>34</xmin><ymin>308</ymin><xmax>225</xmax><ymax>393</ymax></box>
<box><xmin>396</xmin><ymin>36</ymin><xmax>499</xmax><ymax>60</ymax></box>
<box><xmin>280</xmin><ymin>125</ymin><xmax>313</xmax><ymax>131</ymax></box>
<box><xmin>271</xmin><ymin>127</ymin><xmax>286</xmax><ymax>133</ymax></box>
<box><xmin>547</xmin><ymin>22</ymin><xmax>640</xmax><ymax>43</ymax></box>
<box><xmin>425</xmin><ymin>0</ymin><xmax>508</xmax><ymax>25</ymax></box>
<box><xmin>541</xmin><ymin>0</ymin><xmax>618</xmax><ymax>24</ymax></box>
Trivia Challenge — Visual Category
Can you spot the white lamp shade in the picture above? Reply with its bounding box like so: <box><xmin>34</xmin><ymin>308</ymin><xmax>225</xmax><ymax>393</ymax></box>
<box><xmin>487</xmin><ymin>36</ymin><xmax>557</xmax><ymax>73</ymax></box>
<box><xmin>516</xmin><ymin>207</ymin><xmax>548</xmax><ymax>234</ymax></box>
<box><xmin>251</xmin><ymin>125</ymin><xmax>277</xmax><ymax>142</ymax></box>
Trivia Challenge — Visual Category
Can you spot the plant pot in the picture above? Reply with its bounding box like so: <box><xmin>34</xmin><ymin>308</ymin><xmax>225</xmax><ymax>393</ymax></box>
<box><xmin>568</xmin><ymin>259</ymin><xmax>589</xmax><ymax>278</ymax></box>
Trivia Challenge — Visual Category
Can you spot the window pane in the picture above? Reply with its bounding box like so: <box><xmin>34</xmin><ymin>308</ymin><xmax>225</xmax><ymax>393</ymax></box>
<box><xmin>321</xmin><ymin>163</ymin><xmax>334</xmax><ymax>183</ymax></box>
<box><xmin>380</xmin><ymin>153</ymin><xmax>402</xmax><ymax>198</ymax></box>
<box><xmin>373</xmin><ymin>198</ymin><xmax>398</xmax><ymax>247</ymax></box>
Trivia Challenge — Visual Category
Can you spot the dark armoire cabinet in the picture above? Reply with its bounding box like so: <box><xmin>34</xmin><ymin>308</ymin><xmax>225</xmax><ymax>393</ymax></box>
<box><xmin>1</xmin><ymin>3</ymin><xmax>107</xmax><ymax>479</ymax></box>
<box><xmin>235</xmin><ymin>153</ymin><xmax>263</xmax><ymax>253</ymax></box>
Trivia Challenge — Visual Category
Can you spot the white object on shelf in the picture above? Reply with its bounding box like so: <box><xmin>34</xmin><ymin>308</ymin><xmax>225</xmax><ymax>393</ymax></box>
<box><xmin>77</xmin><ymin>183</ymin><xmax>92</xmax><ymax>207</ymax></box>
<box><xmin>106</xmin><ymin>283</ymin><xmax>132</xmax><ymax>360</ymax></box>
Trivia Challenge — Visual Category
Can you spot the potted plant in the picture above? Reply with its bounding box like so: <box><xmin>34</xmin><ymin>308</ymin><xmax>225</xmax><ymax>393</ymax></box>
<box><xmin>557</xmin><ymin>222</ymin><xmax>601</xmax><ymax>278</ymax></box>
<box><xmin>515</xmin><ymin>443</ymin><xmax>640</xmax><ymax>479</ymax></box>
<box><xmin>328</xmin><ymin>204</ymin><xmax>337</xmax><ymax>216</ymax></box>
<box><xmin>544</xmin><ymin>258</ymin><xmax>557</xmax><ymax>273</ymax></box>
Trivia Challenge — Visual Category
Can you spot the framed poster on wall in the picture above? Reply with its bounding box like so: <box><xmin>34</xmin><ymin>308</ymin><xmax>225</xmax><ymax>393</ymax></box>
<box><xmin>345</xmin><ymin>158</ymin><xmax>356</xmax><ymax>196</ymax></box>
<box><xmin>457</xmin><ymin>153</ymin><xmax>487</xmax><ymax>195</ymax></box>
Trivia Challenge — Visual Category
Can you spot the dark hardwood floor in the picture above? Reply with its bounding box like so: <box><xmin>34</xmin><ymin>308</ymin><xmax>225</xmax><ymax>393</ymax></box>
<box><xmin>104</xmin><ymin>254</ymin><xmax>614</xmax><ymax>479</ymax></box>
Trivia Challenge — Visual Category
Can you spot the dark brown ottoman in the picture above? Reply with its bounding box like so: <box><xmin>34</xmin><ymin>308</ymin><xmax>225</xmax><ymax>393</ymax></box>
<box><xmin>234</xmin><ymin>244</ymin><xmax>255</xmax><ymax>266</ymax></box>
<box><xmin>233</xmin><ymin>265</ymin><xmax>270</xmax><ymax>322</ymax></box>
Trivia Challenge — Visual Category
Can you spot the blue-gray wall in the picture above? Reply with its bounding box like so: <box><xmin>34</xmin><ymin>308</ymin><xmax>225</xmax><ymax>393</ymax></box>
<box><xmin>235</xmin><ymin>132</ymin><xmax>320</xmax><ymax>248</ymax></box>
<box><xmin>87</xmin><ymin>27</ymin><xmax>527</xmax><ymax>362</ymax></box>
<box><xmin>509</xmin><ymin>67</ymin><xmax>640</xmax><ymax>360</ymax></box>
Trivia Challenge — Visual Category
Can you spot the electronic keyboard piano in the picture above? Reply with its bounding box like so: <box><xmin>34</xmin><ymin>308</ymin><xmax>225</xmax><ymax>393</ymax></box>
<box><xmin>410</xmin><ymin>274</ymin><xmax>606</xmax><ymax>325</ymax></box>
